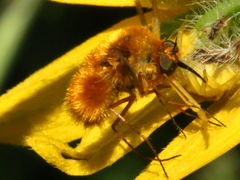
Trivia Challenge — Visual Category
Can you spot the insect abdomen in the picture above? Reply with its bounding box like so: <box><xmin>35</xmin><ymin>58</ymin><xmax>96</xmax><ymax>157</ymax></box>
<box><xmin>66</xmin><ymin>69</ymin><xmax>116</xmax><ymax>126</ymax></box>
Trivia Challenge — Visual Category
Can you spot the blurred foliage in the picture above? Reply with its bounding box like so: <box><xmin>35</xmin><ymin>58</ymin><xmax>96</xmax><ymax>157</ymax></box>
<box><xmin>0</xmin><ymin>0</ymin><xmax>239</xmax><ymax>179</ymax></box>
<box><xmin>0</xmin><ymin>0</ymin><xmax>42</xmax><ymax>88</ymax></box>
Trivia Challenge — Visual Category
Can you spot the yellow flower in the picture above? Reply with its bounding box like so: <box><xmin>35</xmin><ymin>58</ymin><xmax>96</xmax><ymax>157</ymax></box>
<box><xmin>0</xmin><ymin>0</ymin><xmax>239</xmax><ymax>179</ymax></box>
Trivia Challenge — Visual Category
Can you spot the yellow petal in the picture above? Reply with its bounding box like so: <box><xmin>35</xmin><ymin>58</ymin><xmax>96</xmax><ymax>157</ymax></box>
<box><xmin>136</xmin><ymin>87</ymin><xmax>240</xmax><ymax>180</ymax></box>
<box><xmin>50</xmin><ymin>0</ymin><xmax>138</xmax><ymax>6</ymax></box>
<box><xmin>50</xmin><ymin>0</ymin><xmax>200</xmax><ymax>9</ymax></box>
<box><xmin>0</xmin><ymin>12</ymin><xmax>182</xmax><ymax>175</ymax></box>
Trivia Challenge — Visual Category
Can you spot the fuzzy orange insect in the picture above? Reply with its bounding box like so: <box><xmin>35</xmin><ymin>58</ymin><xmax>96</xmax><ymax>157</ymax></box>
<box><xmin>65</xmin><ymin>0</ymin><xmax>206</xmax><ymax>177</ymax></box>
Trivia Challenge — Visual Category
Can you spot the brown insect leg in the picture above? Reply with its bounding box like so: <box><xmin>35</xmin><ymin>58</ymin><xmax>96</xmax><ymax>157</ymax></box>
<box><xmin>155</xmin><ymin>94</ymin><xmax>197</xmax><ymax>118</ymax></box>
<box><xmin>165</xmin><ymin>76</ymin><xmax>225</xmax><ymax>127</ymax></box>
<box><xmin>203</xmin><ymin>109</ymin><xmax>226</xmax><ymax>127</ymax></box>
<box><xmin>110</xmin><ymin>94</ymin><xmax>177</xmax><ymax>178</ymax></box>
<box><xmin>111</xmin><ymin>110</ymin><xmax>181</xmax><ymax>161</ymax></box>
<box><xmin>154</xmin><ymin>89</ymin><xmax>187</xmax><ymax>138</ymax></box>
<box><xmin>111</xmin><ymin>109</ymin><xmax>171</xmax><ymax>177</ymax></box>
<box><xmin>137</xmin><ymin>72</ymin><xmax>148</xmax><ymax>95</ymax></box>
<box><xmin>110</xmin><ymin>96</ymin><xmax>134</xmax><ymax>109</ymax></box>
<box><xmin>157</xmin><ymin>95</ymin><xmax>224</xmax><ymax>127</ymax></box>
<box><xmin>111</xmin><ymin>95</ymin><xmax>155</xmax><ymax>161</ymax></box>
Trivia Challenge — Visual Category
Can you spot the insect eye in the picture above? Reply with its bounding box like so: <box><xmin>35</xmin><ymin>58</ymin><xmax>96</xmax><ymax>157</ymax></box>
<box><xmin>163</xmin><ymin>40</ymin><xmax>179</xmax><ymax>54</ymax></box>
<box><xmin>163</xmin><ymin>40</ymin><xmax>175</xmax><ymax>48</ymax></box>
<box><xmin>100</xmin><ymin>60</ymin><xmax>111</xmax><ymax>67</ymax></box>
<box><xmin>159</xmin><ymin>54</ymin><xmax>177</xmax><ymax>75</ymax></box>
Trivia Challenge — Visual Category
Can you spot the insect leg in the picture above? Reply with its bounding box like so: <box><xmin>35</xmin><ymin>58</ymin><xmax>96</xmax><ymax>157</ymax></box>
<box><xmin>154</xmin><ymin>96</ymin><xmax>197</xmax><ymax>118</ymax></box>
<box><xmin>165</xmin><ymin>76</ymin><xmax>225</xmax><ymax>127</ymax></box>
<box><xmin>156</xmin><ymin>92</ymin><xmax>225</xmax><ymax>127</ymax></box>
<box><xmin>154</xmin><ymin>89</ymin><xmax>187</xmax><ymax>138</ymax></box>
<box><xmin>110</xmin><ymin>95</ymin><xmax>180</xmax><ymax>178</ymax></box>
<box><xmin>111</xmin><ymin>96</ymin><xmax>158</xmax><ymax>161</ymax></box>
<box><xmin>135</xmin><ymin>0</ymin><xmax>147</xmax><ymax>27</ymax></box>
<box><xmin>110</xmin><ymin>96</ymin><xmax>135</xmax><ymax>109</ymax></box>
<box><xmin>151</xmin><ymin>0</ymin><xmax>160</xmax><ymax>39</ymax></box>
<box><xmin>111</xmin><ymin>95</ymin><xmax>153</xmax><ymax>161</ymax></box>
